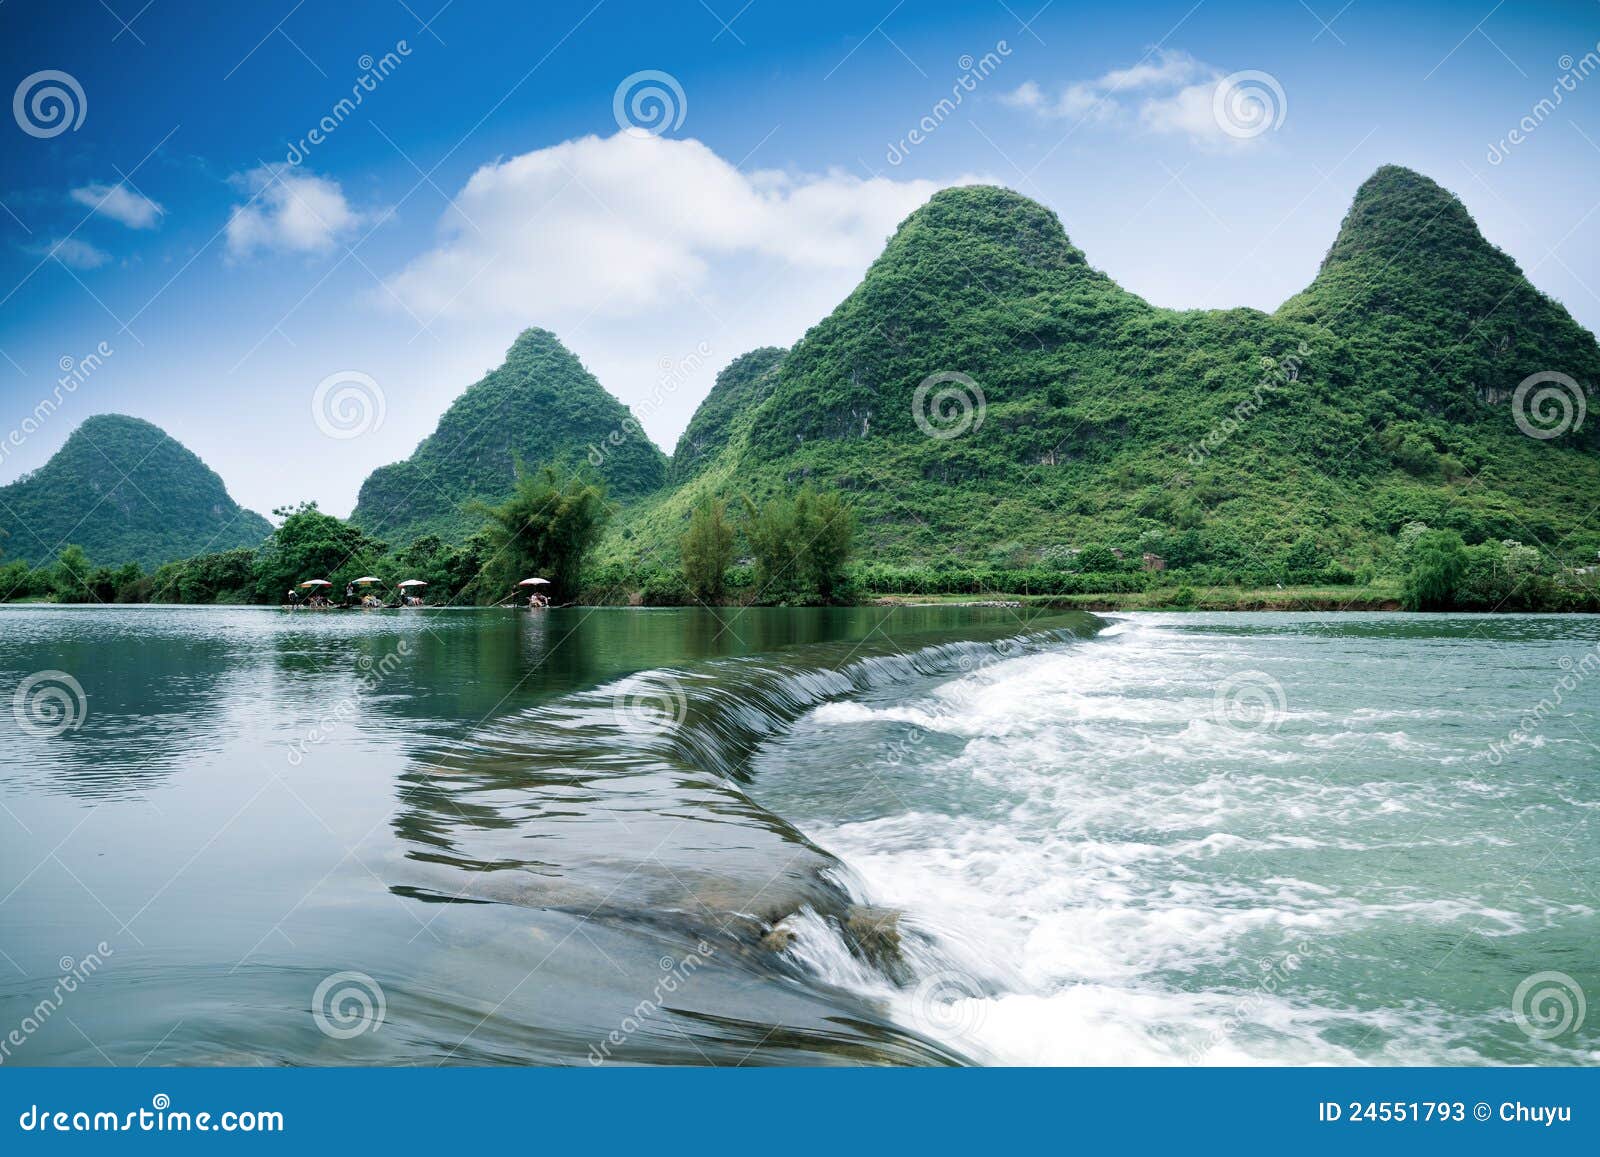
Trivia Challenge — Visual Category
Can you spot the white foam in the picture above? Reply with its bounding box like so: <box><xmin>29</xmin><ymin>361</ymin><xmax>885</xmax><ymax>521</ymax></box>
<box><xmin>773</xmin><ymin>616</ymin><xmax>1584</xmax><ymax>1066</ymax></box>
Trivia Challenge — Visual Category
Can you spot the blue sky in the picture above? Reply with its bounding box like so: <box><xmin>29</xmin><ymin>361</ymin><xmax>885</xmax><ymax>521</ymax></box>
<box><xmin>2</xmin><ymin>0</ymin><xmax>1597</xmax><ymax>520</ymax></box>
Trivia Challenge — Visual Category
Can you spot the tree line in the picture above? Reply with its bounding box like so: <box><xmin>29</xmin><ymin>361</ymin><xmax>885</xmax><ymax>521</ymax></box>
<box><xmin>0</xmin><ymin>468</ymin><xmax>860</xmax><ymax>608</ymax></box>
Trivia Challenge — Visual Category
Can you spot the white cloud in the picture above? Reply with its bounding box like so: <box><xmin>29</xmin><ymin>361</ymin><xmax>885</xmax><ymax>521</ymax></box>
<box><xmin>384</xmin><ymin>131</ymin><xmax>977</xmax><ymax>320</ymax></box>
<box><xmin>36</xmin><ymin>237</ymin><xmax>111</xmax><ymax>269</ymax></box>
<box><xmin>1000</xmin><ymin>80</ymin><xmax>1044</xmax><ymax>110</ymax></box>
<box><xmin>377</xmin><ymin>131</ymin><xmax>984</xmax><ymax>453</ymax></box>
<box><xmin>69</xmin><ymin>182</ymin><xmax>164</xmax><ymax>229</ymax></box>
<box><xmin>225</xmin><ymin>166</ymin><xmax>365</xmax><ymax>258</ymax></box>
<box><xmin>1004</xmin><ymin>49</ymin><xmax>1282</xmax><ymax>149</ymax></box>
<box><xmin>1099</xmin><ymin>52</ymin><xmax>1205</xmax><ymax>92</ymax></box>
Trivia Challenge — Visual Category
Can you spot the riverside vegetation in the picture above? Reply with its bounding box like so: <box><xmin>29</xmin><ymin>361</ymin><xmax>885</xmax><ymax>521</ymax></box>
<box><xmin>3</xmin><ymin>166</ymin><xmax>1597</xmax><ymax>612</ymax></box>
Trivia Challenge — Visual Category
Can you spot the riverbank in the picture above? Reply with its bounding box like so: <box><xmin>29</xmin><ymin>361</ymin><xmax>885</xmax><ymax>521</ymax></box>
<box><xmin>869</xmin><ymin>582</ymin><xmax>1407</xmax><ymax>613</ymax></box>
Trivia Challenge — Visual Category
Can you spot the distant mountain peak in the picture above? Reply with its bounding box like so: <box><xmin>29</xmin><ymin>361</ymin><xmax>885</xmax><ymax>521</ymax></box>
<box><xmin>351</xmin><ymin>328</ymin><xmax>667</xmax><ymax>543</ymax></box>
<box><xmin>1317</xmin><ymin>164</ymin><xmax>1484</xmax><ymax>273</ymax></box>
<box><xmin>0</xmin><ymin>414</ymin><xmax>270</xmax><ymax>568</ymax></box>
<box><xmin>669</xmin><ymin>347</ymin><xmax>786</xmax><ymax>484</ymax></box>
<box><xmin>893</xmin><ymin>184</ymin><xmax>1088</xmax><ymax>271</ymax></box>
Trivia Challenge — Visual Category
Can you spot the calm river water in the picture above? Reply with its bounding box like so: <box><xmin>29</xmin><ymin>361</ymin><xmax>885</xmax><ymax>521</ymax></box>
<box><xmin>0</xmin><ymin>606</ymin><xmax>1595</xmax><ymax>1065</ymax></box>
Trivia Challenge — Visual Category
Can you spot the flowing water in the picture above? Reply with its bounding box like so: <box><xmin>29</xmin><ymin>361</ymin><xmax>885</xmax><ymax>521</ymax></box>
<box><xmin>1</xmin><ymin>606</ymin><xmax>1595</xmax><ymax>1066</ymax></box>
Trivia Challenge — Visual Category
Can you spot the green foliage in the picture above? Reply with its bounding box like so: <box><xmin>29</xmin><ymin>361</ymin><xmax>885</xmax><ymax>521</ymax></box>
<box><xmin>1074</xmin><ymin>545</ymin><xmax>1121</xmax><ymax>573</ymax></box>
<box><xmin>680</xmin><ymin>496</ymin><xmax>735</xmax><ymax>601</ymax></box>
<box><xmin>1403</xmin><ymin>529</ymin><xmax>1468</xmax><ymax>611</ymax></box>
<box><xmin>1456</xmin><ymin>539</ymin><xmax>1552</xmax><ymax>611</ymax></box>
<box><xmin>738</xmin><ymin>485</ymin><xmax>856</xmax><ymax>604</ymax></box>
<box><xmin>597</xmin><ymin>170</ymin><xmax>1600</xmax><ymax>586</ymax></box>
<box><xmin>669</xmin><ymin>348</ymin><xmax>785</xmax><ymax>484</ymax></box>
<box><xmin>0</xmin><ymin>414</ymin><xmax>271</xmax><ymax>568</ymax></box>
<box><xmin>252</xmin><ymin>502</ymin><xmax>388</xmax><ymax>602</ymax></box>
<box><xmin>0</xmin><ymin>559</ymin><xmax>48</xmax><ymax>600</ymax></box>
<box><xmin>1279</xmin><ymin>535</ymin><xmax>1321</xmax><ymax>584</ymax></box>
<box><xmin>50</xmin><ymin>545</ymin><xmax>95</xmax><ymax>602</ymax></box>
<box><xmin>151</xmin><ymin>546</ymin><xmax>257</xmax><ymax>604</ymax></box>
<box><xmin>470</xmin><ymin>466</ymin><xmax>610</xmax><ymax>602</ymax></box>
<box><xmin>352</xmin><ymin>328</ymin><xmax>666</xmax><ymax>544</ymax></box>
<box><xmin>801</xmin><ymin>487</ymin><xmax>856</xmax><ymax>602</ymax></box>
<box><xmin>741</xmin><ymin>492</ymin><xmax>800</xmax><ymax>599</ymax></box>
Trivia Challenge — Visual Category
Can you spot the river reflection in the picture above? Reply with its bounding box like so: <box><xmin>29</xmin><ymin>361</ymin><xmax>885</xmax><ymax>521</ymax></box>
<box><xmin>0</xmin><ymin>603</ymin><xmax>1078</xmax><ymax>1066</ymax></box>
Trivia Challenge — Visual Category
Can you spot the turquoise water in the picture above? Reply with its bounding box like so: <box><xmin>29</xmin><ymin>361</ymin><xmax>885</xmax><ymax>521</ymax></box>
<box><xmin>0</xmin><ymin>606</ymin><xmax>1595</xmax><ymax>1065</ymax></box>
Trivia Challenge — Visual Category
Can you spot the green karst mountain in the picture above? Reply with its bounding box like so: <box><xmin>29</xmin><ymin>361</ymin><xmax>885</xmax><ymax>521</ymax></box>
<box><xmin>0</xmin><ymin>414</ymin><xmax>272</xmax><ymax>568</ymax></box>
<box><xmin>351</xmin><ymin>327</ymin><xmax>668</xmax><ymax>543</ymax></box>
<box><xmin>600</xmin><ymin>166</ymin><xmax>1600</xmax><ymax>575</ymax></box>
<box><xmin>668</xmin><ymin>346</ymin><xmax>786</xmax><ymax>484</ymax></box>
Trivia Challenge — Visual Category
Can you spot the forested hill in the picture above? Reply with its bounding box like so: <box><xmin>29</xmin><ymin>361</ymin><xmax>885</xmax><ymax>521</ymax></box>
<box><xmin>599</xmin><ymin>167</ymin><xmax>1600</xmax><ymax>574</ymax></box>
<box><xmin>351</xmin><ymin>327</ymin><xmax>667</xmax><ymax>543</ymax></box>
<box><xmin>668</xmin><ymin>346</ymin><xmax>785</xmax><ymax>484</ymax></box>
<box><xmin>0</xmin><ymin>414</ymin><xmax>272</xmax><ymax>568</ymax></box>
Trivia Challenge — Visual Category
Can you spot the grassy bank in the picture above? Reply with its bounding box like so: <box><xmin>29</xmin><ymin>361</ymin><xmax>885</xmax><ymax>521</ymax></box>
<box><xmin>868</xmin><ymin>581</ymin><xmax>1407</xmax><ymax>612</ymax></box>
